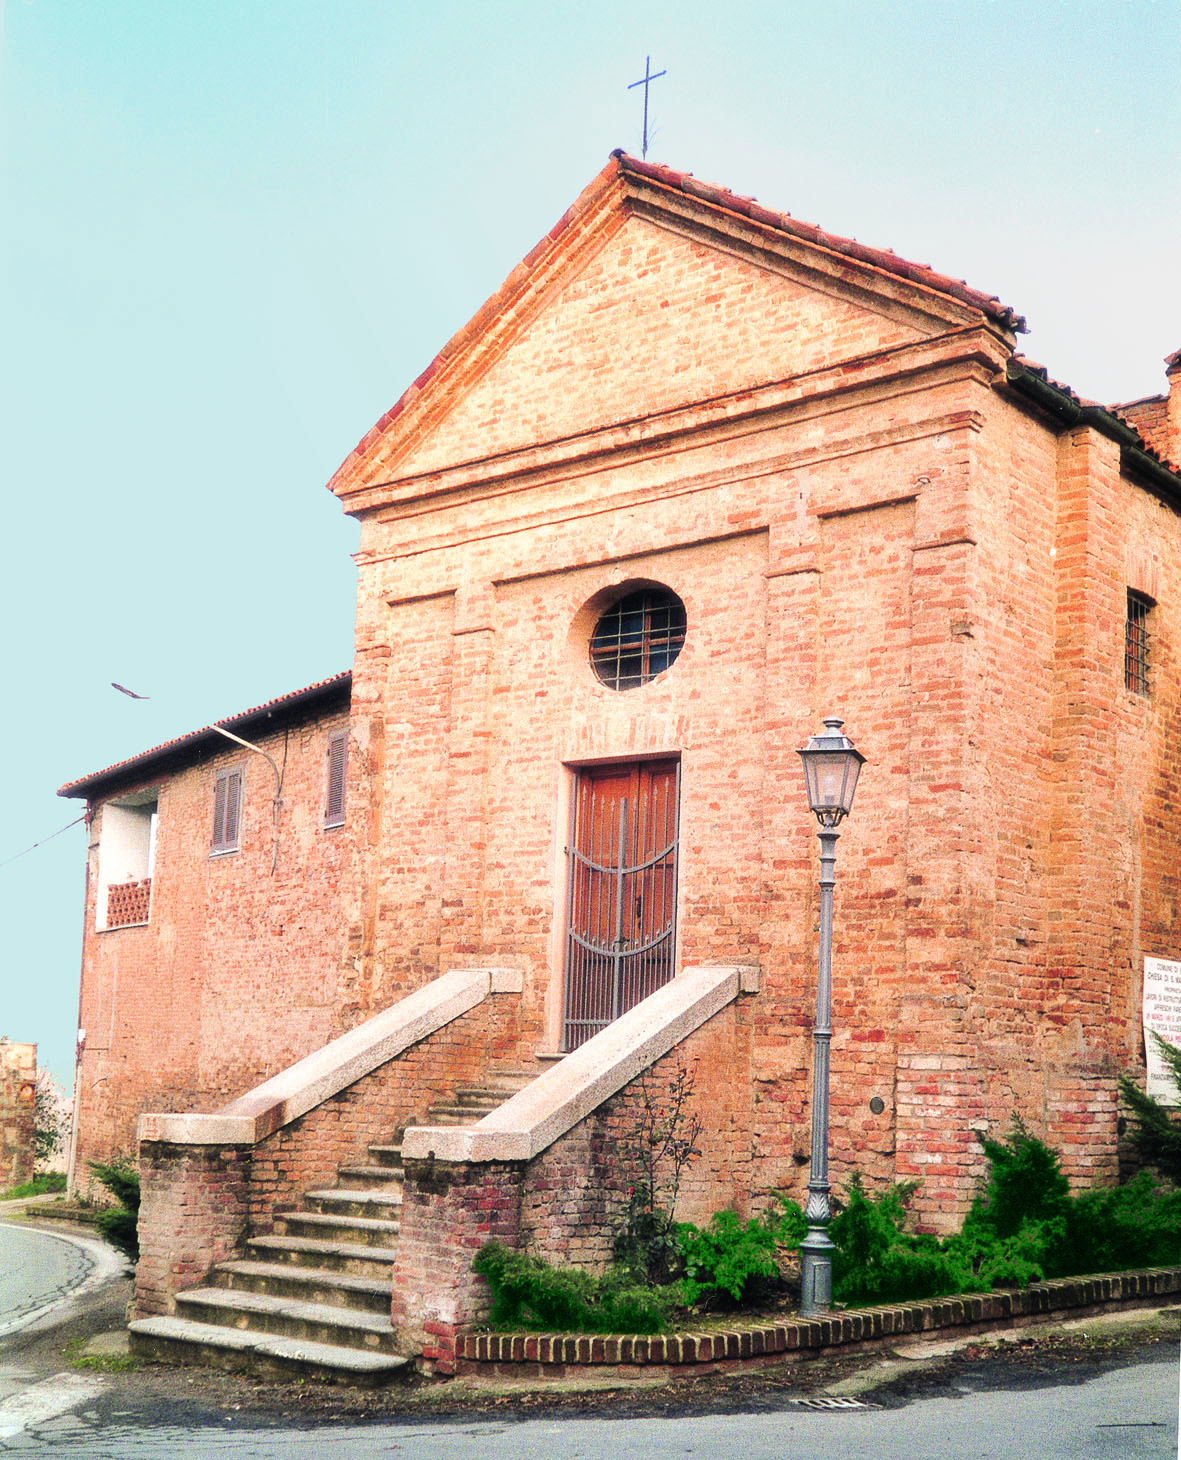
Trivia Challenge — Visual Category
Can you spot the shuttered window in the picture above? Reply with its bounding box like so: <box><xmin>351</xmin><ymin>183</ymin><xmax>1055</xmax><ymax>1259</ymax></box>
<box><xmin>325</xmin><ymin>731</ymin><xmax>347</xmax><ymax>828</ymax></box>
<box><xmin>211</xmin><ymin>767</ymin><xmax>243</xmax><ymax>853</ymax></box>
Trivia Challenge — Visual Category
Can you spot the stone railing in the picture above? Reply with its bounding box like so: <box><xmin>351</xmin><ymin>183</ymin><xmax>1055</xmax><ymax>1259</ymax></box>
<box><xmin>392</xmin><ymin>964</ymin><xmax>760</xmax><ymax>1372</ymax></box>
<box><xmin>138</xmin><ymin>967</ymin><xmax>522</xmax><ymax>1147</ymax></box>
<box><xmin>402</xmin><ymin>963</ymin><xmax>758</xmax><ymax>1163</ymax></box>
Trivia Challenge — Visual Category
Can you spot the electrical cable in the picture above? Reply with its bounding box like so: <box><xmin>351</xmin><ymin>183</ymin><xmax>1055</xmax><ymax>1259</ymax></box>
<box><xmin>0</xmin><ymin>816</ymin><xmax>86</xmax><ymax>871</ymax></box>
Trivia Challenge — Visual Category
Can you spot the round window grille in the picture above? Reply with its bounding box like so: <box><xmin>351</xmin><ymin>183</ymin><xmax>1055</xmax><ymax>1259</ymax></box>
<box><xmin>589</xmin><ymin>588</ymin><xmax>686</xmax><ymax>691</ymax></box>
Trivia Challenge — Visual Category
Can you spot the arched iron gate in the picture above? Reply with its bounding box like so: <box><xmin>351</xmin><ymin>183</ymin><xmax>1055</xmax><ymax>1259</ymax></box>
<box><xmin>561</xmin><ymin>760</ymin><xmax>680</xmax><ymax>1051</ymax></box>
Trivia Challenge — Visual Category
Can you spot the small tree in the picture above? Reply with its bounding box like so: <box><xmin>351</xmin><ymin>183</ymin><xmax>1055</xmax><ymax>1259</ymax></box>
<box><xmin>612</xmin><ymin>1061</ymin><xmax>703</xmax><ymax>1283</ymax></box>
<box><xmin>1119</xmin><ymin>1031</ymin><xmax>1181</xmax><ymax>1183</ymax></box>
<box><xmin>33</xmin><ymin>1071</ymin><xmax>68</xmax><ymax>1166</ymax></box>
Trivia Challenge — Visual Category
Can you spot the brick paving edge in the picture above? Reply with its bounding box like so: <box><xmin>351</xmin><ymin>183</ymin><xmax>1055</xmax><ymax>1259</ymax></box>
<box><xmin>453</xmin><ymin>1267</ymin><xmax>1181</xmax><ymax>1381</ymax></box>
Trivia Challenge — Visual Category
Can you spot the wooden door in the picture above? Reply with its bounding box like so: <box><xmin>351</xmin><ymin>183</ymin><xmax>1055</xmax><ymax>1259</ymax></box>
<box><xmin>561</xmin><ymin>760</ymin><xmax>680</xmax><ymax>1050</ymax></box>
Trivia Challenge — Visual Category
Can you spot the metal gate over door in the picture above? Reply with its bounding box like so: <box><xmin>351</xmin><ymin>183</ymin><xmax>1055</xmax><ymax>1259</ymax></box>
<box><xmin>561</xmin><ymin>760</ymin><xmax>680</xmax><ymax>1051</ymax></box>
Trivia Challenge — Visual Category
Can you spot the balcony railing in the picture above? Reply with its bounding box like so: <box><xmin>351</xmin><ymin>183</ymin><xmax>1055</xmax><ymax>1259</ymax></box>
<box><xmin>106</xmin><ymin>878</ymin><xmax>152</xmax><ymax>928</ymax></box>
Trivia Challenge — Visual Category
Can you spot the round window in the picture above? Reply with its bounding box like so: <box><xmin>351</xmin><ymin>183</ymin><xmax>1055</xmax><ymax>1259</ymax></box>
<box><xmin>589</xmin><ymin>588</ymin><xmax>686</xmax><ymax>691</ymax></box>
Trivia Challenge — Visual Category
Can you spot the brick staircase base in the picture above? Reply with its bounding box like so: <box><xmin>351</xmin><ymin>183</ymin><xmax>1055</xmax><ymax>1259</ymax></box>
<box><xmin>129</xmin><ymin>1072</ymin><xmax>533</xmax><ymax>1383</ymax></box>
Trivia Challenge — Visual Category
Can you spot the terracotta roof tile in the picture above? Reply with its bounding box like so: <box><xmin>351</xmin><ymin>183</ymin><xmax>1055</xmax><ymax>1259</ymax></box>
<box><xmin>1013</xmin><ymin>355</ymin><xmax>1180</xmax><ymax>476</ymax></box>
<box><xmin>59</xmin><ymin>671</ymin><xmax>352</xmax><ymax>799</ymax></box>
<box><xmin>615</xmin><ymin>153</ymin><xmax>1026</xmax><ymax>333</ymax></box>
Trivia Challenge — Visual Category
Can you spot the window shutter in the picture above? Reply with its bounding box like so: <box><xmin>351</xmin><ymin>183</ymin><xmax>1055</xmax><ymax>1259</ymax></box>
<box><xmin>325</xmin><ymin>733</ymin><xmax>347</xmax><ymax>827</ymax></box>
<box><xmin>212</xmin><ymin>767</ymin><xmax>243</xmax><ymax>852</ymax></box>
<box><xmin>224</xmin><ymin>769</ymin><xmax>242</xmax><ymax>846</ymax></box>
<box><xmin>212</xmin><ymin>773</ymin><xmax>228</xmax><ymax>849</ymax></box>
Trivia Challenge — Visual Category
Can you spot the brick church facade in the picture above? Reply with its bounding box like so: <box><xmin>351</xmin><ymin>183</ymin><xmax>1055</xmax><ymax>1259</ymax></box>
<box><xmin>61</xmin><ymin>154</ymin><xmax>1180</xmax><ymax>1373</ymax></box>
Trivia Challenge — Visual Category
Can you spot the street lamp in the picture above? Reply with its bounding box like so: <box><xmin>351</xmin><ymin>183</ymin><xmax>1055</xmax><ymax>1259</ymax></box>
<box><xmin>797</xmin><ymin>716</ymin><xmax>865</xmax><ymax>1317</ymax></box>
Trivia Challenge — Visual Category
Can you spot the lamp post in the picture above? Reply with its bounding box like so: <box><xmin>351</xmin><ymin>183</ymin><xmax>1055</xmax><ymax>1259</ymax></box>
<box><xmin>797</xmin><ymin>716</ymin><xmax>865</xmax><ymax>1317</ymax></box>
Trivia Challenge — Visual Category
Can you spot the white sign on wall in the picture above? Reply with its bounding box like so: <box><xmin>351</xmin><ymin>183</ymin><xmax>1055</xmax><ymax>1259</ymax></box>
<box><xmin>1143</xmin><ymin>956</ymin><xmax>1181</xmax><ymax>1105</ymax></box>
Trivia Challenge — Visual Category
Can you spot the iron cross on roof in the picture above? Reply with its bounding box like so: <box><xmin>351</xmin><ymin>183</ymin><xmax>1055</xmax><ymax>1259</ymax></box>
<box><xmin>628</xmin><ymin>55</ymin><xmax>666</xmax><ymax>160</ymax></box>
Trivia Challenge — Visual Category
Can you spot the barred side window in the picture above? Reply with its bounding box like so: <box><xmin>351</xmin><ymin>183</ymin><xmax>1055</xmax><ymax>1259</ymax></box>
<box><xmin>211</xmin><ymin>766</ymin><xmax>243</xmax><ymax>853</ymax></box>
<box><xmin>325</xmin><ymin>731</ymin><xmax>347</xmax><ymax>829</ymax></box>
<box><xmin>1125</xmin><ymin>590</ymin><xmax>1152</xmax><ymax>697</ymax></box>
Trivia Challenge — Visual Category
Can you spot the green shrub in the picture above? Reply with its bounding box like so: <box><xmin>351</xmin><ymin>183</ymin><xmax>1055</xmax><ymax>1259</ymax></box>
<box><xmin>34</xmin><ymin>1077</ymin><xmax>69</xmax><ymax>1165</ymax></box>
<box><xmin>833</xmin><ymin>1122</ymin><xmax>1181</xmax><ymax>1307</ymax></box>
<box><xmin>472</xmin><ymin>1243</ymin><xmax>679</xmax><ymax>1333</ymax></box>
<box><xmin>476</xmin><ymin>1121</ymin><xmax>1181</xmax><ymax>1331</ymax></box>
<box><xmin>678</xmin><ymin>1210</ymin><xmax>779</xmax><ymax>1304</ymax></box>
<box><xmin>613</xmin><ymin>1181</ymin><xmax>685</xmax><ymax>1285</ymax></box>
<box><xmin>1063</xmin><ymin>1172</ymin><xmax>1181</xmax><ymax>1273</ymax></box>
<box><xmin>967</xmin><ymin>1117</ymin><xmax>1071</xmax><ymax>1240</ymax></box>
<box><xmin>831</xmin><ymin>1177</ymin><xmax>970</xmax><ymax>1305</ymax></box>
<box><xmin>677</xmin><ymin>1194</ymin><xmax>806</xmax><ymax>1305</ymax></box>
<box><xmin>1119</xmin><ymin>1032</ymin><xmax>1181</xmax><ymax>1183</ymax></box>
<box><xmin>89</xmin><ymin>1160</ymin><xmax>140</xmax><ymax>1260</ymax></box>
<box><xmin>611</xmin><ymin>1064</ymin><xmax>703</xmax><ymax>1284</ymax></box>
<box><xmin>941</xmin><ymin>1117</ymin><xmax>1074</xmax><ymax>1284</ymax></box>
<box><xmin>946</xmin><ymin>1220</ymin><xmax>1055</xmax><ymax>1289</ymax></box>
<box><xmin>952</xmin><ymin>1117</ymin><xmax>1181</xmax><ymax>1283</ymax></box>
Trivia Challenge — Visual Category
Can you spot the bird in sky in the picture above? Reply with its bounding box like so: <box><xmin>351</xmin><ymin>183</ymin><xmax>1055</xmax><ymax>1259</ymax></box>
<box><xmin>111</xmin><ymin>682</ymin><xmax>149</xmax><ymax>699</ymax></box>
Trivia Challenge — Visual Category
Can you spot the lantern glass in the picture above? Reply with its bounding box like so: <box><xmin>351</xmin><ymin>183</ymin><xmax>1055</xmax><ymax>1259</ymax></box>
<box><xmin>798</xmin><ymin>718</ymin><xmax>865</xmax><ymax>826</ymax></box>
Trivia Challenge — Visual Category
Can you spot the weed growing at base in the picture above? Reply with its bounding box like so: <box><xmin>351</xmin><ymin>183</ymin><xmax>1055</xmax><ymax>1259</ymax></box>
<box><xmin>0</xmin><ymin>1172</ymin><xmax>66</xmax><ymax>1201</ymax></box>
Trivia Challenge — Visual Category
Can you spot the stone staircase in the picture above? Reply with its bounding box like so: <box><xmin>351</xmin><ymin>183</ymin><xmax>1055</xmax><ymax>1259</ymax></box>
<box><xmin>128</xmin><ymin>1073</ymin><xmax>531</xmax><ymax>1384</ymax></box>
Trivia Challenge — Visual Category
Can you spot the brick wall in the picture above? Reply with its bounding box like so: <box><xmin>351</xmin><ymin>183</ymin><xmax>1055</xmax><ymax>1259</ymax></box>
<box><xmin>334</xmin><ymin>217</ymin><xmax>1180</xmax><ymax>1233</ymax></box>
<box><xmin>245</xmin><ymin>998</ymin><xmax>518</xmax><ymax>1225</ymax></box>
<box><xmin>392</xmin><ymin>1158</ymin><xmax>525</xmax><ymax>1374</ymax></box>
<box><xmin>0</xmin><ymin>1041</ymin><xmax>36</xmax><ymax>1189</ymax></box>
<box><xmin>393</xmin><ymin>212</ymin><xmax>925</xmax><ymax>478</ymax></box>
<box><xmin>73</xmin><ymin>704</ymin><xmax>356</xmax><ymax>1186</ymax></box>
<box><xmin>136</xmin><ymin>1141</ymin><xmax>252</xmax><ymax>1316</ymax></box>
<box><xmin>520</xmin><ymin>1003</ymin><xmax>755</xmax><ymax>1268</ymax></box>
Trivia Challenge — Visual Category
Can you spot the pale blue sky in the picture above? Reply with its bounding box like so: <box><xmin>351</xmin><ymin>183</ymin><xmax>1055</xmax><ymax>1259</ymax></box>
<box><xmin>2</xmin><ymin>0</ymin><xmax>1179</xmax><ymax>1092</ymax></box>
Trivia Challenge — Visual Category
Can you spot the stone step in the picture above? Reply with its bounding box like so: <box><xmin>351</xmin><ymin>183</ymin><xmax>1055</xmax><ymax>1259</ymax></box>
<box><xmin>304</xmin><ymin>1188</ymin><xmax>402</xmax><ymax>1222</ymax></box>
<box><xmin>276</xmin><ymin>1211</ymin><xmax>401</xmax><ymax>1247</ymax></box>
<box><xmin>129</xmin><ymin>1315</ymin><xmax>410</xmax><ymax>1387</ymax></box>
<box><xmin>175</xmin><ymin>1285</ymin><xmax>402</xmax><ymax>1354</ymax></box>
<box><xmin>428</xmin><ymin>1098</ymin><xmax>501</xmax><ymax>1114</ymax></box>
<box><xmin>367</xmin><ymin>1144</ymin><xmax>403</xmax><ymax>1168</ymax></box>
<box><xmin>415</xmin><ymin>1106</ymin><xmax>490</xmax><ymax>1125</ymax></box>
<box><xmin>454</xmin><ymin>1076</ymin><xmax>532</xmax><ymax>1099</ymax></box>
<box><xmin>245</xmin><ymin>1233</ymin><xmax>398</xmax><ymax>1278</ymax></box>
<box><xmin>337</xmin><ymin>1163</ymin><xmax>404</xmax><ymax>1189</ymax></box>
<box><xmin>395</xmin><ymin>1074</ymin><xmax>536</xmax><ymax>1138</ymax></box>
<box><xmin>214</xmin><ymin>1260</ymin><xmax>391</xmax><ymax>1315</ymax></box>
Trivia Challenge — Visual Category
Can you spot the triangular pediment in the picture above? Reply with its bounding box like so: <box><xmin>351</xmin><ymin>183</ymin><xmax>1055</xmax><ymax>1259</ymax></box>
<box><xmin>330</xmin><ymin>155</ymin><xmax>1022</xmax><ymax>504</ymax></box>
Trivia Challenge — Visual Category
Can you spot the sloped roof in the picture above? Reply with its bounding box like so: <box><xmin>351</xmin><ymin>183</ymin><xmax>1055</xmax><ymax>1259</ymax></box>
<box><xmin>1008</xmin><ymin>356</ymin><xmax>1181</xmax><ymax>493</ymax></box>
<box><xmin>327</xmin><ymin>151</ymin><xmax>1027</xmax><ymax>498</ymax></box>
<box><xmin>58</xmin><ymin>672</ymin><xmax>352</xmax><ymax>801</ymax></box>
<box><xmin>1106</xmin><ymin>347</ymin><xmax>1181</xmax><ymax>468</ymax></box>
<box><xmin>620</xmin><ymin>153</ymin><xmax>1026</xmax><ymax>331</ymax></box>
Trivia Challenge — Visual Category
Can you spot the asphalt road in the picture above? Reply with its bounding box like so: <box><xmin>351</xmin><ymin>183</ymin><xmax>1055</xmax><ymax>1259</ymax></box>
<box><xmin>0</xmin><ymin>1352</ymin><xmax>1176</xmax><ymax>1458</ymax></box>
<box><xmin>0</xmin><ymin>1218</ymin><xmax>1177</xmax><ymax>1459</ymax></box>
<box><xmin>0</xmin><ymin>1221</ymin><xmax>122</xmax><ymax>1339</ymax></box>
